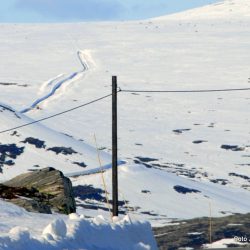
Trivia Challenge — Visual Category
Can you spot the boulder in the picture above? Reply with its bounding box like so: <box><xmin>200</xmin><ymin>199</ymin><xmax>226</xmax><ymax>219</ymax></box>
<box><xmin>3</xmin><ymin>167</ymin><xmax>76</xmax><ymax>214</ymax></box>
<box><xmin>0</xmin><ymin>184</ymin><xmax>51</xmax><ymax>213</ymax></box>
<box><xmin>11</xmin><ymin>198</ymin><xmax>52</xmax><ymax>214</ymax></box>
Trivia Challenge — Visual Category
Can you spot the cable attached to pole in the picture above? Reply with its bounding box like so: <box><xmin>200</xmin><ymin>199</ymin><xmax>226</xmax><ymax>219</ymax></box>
<box><xmin>120</xmin><ymin>87</ymin><xmax>250</xmax><ymax>93</ymax></box>
<box><xmin>0</xmin><ymin>93</ymin><xmax>113</xmax><ymax>134</ymax></box>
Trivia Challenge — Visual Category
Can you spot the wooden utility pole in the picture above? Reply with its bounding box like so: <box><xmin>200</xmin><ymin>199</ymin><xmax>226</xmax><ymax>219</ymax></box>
<box><xmin>209</xmin><ymin>201</ymin><xmax>212</xmax><ymax>244</ymax></box>
<box><xmin>112</xmin><ymin>75</ymin><xmax>118</xmax><ymax>217</ymax></box>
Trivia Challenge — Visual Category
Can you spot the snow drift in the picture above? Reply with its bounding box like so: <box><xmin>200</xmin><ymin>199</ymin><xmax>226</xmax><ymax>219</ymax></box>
<box><xmin>0</xmin><ymin>200</ymin><xmax>157</xmax><ymax>250</ymax></box>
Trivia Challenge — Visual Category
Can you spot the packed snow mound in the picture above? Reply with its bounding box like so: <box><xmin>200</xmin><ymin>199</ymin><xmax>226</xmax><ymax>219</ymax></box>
<box><xmin>42</xmin><ymin>219</ymin><xmax>67</xmax><ymax>238</ymax></box>
<box><xmin>154</xmin><ymin>0</ymin><xmax>250</xmax><ymax>20</ymax></box>
<box><xmin>0</xmin><ymin>200</ymin><xmax>157</xmax><ymax>250</ymax></box>
<box><xmin>203</xmin><ymin>238</ymin><xmax>247</xmax><ymax>248</ymax></box>
<box><xmin>0</xmin><ymin>103</ymin><xmax>114</xmax><ymax>181</ymax></box>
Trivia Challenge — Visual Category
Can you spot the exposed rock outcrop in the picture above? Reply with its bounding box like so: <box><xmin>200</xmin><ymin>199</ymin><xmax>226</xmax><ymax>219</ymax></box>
<box><xmin>153</xmin><ymin>213</ymin><xmax>250</xmax><ymax>249</ymax></box>
<box><xmin>0</xmin><ymin>143</ymin><xmax>24</xmax><ymax>172</ymax></box>
<box><xmin>2</xmin><ymin>167</ymin><xmax>76</xmax><ymax>214</ymax></box>
<box><xmin>0</xmin><ymin>184</ymin><xmax>52</xmax><ymax>213</ymax></box>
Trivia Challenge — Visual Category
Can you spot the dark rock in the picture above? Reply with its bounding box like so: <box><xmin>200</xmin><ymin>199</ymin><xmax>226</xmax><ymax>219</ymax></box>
<box><xmin>133</xmin><ymin>156</ymin><xmax>159</xmax><ymax>168</ymax></box>
<box><xmin>229</xmin><ymin>172</ymin><xmax>250</xmax><ymax>181</ymax></box>
<box><xmin>141</xmin><ymin>211</ymin><xmax>159</xmax><ymax>216</ymax></box>
<box><xmin>4</xmin><ymin>167</ymin><xmax>76</xmax><ymax>214</ymax></box>
<box><xmin>3</xmin><ymin>160</ymin><xmax>15</xmax><ymax>166</ymax></box>
<box><xmin>21</xmin><ymin>137</ymin><xmax>46</xmax><ymax>148</ymax></box>
<box><xmin>178</xmin><ymin>171</ymin><xmax>196</xmax><ymax>179</ymax></box>
<box><xmin>10</xmin><ymin>131</ymin><xmax>20</xmax><ymax>137</ymax></box>
<box><xmin>11</xmin><ymin>198</ymin><xmax>51</xmax><ymax>214</ymax></box>
<box><xmin>0</xmin><ymin>82</ymin><xmax>18</xmax><ymax>86</ymax></box>
<box><xmin>0</xmin><ymin>144</ymin><xmax>24</xmax><ymax>159</ymax></box>
<box><xmin>47</xmin><ymin>146</ymin><xmax>77</xmax><ymax>155</ymax></box>
<box><xmin>153</xmin><ymin>213</ymin><xmax>250</xmax><ymax>250</ymax></box>
<box><xmin>135</xmin><ymin>157</ymin><xmax>158</xmax><ymax>163</ymax></box>
<box><xmin>0</xmin><ymin>144</ymin><xmax>24</xmax><ymax>172</ymax></box>
<box><xmin>0</xmin><ymin>184</ymin><xmax>37</xmax><ymax>199</ymax></box>
<box><xmin>192</xmin><ymin>140</ymin><xmax>207</xmax><ymax>144</ymax></box>
<box><xmin>173</xmin><ymin>128</ymin><xmax>191</xmax><ymax>134</ymax></box>
<box><xmin>173</xmin><ymin>185</ymin><xmax>201</xmax><ymax>194</ymax></box>
<box><xmin>98</xmin><ymin>147</ymin><xmax>106</xmax><ymax>150</ymax></box>
<box><xmin>0</xmin><ymin>82</ymin><xmax>28</xmax><ymax>87</ymax></box>
<box><xmin>141</xmin><ymin>190</ymin><xmax>151</xmax><ymax>194</ymax></box>
<box><xmin>73</xmin><ymin>162</ymin><xmax>87</xmax><ymax>168</ymax></box>
<box><xmin>134</xmin><ymin>159</ymin><xmax>152</xmax><ymax>168</ymax></box>
<box><xmin>221</xmin><ymin>145</ymin><xmax>245</xmax><ymax>151</ymax></box>
<box><xmin>208</xmin><ymin>123</ymin><xmax>215</xmax><ymax>128</ymax></box>
<box><xmin>0</xmin><ymin>184</ymin><xmax>52</xmax><ymax>213</ymax></box>
<box><xmin>151</xmin><ymin>163</ymin><xmax>171</xmax><ymax>168</ymax></box>
<box><xmin>210</xmin><ymin>178</ymin><xmax>229</xmax><ymax>185</ymax></box>
<box><xmin>62</xmin><ymin>133</ymin><xmax>73</xmax><ymax>138</ymax></box>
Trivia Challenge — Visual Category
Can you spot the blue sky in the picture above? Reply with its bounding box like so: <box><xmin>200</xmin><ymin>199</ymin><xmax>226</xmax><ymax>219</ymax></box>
<box><xmin>0</xmin><ymin>0</ymin><xmax>220</xmax><ymax>23</ymax></box>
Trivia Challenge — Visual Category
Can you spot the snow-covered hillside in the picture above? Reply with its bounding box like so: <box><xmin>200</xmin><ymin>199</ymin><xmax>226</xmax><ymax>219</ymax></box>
<box><xmin>0</xmin><ymin>0</ymin><xmax>250</xmax><ymax>230</ymax></box>
<box><xmin>0</xmin><ymin>103</ymin><xmax>115</xmax><ymax>181</ymax></box>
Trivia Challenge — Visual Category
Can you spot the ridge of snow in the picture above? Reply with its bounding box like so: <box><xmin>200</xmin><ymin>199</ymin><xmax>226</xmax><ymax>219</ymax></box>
<box><xmin>0</xmin><ymin>200</ymin><xmax>157</xmax><ymax>250</ymax></box>
<box><xmin>153</xmin><ymin>0</ymin><xmax>250</xmax><ymax>20</ymax></box>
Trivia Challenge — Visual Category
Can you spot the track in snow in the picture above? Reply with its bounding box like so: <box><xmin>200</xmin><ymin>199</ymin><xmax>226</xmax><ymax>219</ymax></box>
<box><xmin>21</xmin><ymin>50</ymin><xmax>90</xmax><ymax>114</ymax></box>
<box><xmin>65</xmin><ymin>160</ymin><xmax>126</xmax><ymax>178</ymax></box>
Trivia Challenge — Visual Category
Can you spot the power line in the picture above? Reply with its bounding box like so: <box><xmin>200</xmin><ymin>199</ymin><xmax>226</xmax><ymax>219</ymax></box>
<box><xmin>120</xmin><ymin>87</ymin><xmax>250</xmax><ymax>93</ymax></box>
<box><xmin>1</xmin><ymin>84</ymin><xmax>250</xmax><ymax>134</ymax></box>
<box><xmin>0</xmin><ymin>93</ymin><xmax>114</xmax><ymax>134</ymax></box>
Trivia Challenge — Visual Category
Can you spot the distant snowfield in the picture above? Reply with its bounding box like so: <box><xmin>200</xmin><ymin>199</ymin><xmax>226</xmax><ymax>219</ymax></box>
<box><xmin>155</xmin><ymin>0</ymin><xmax>250</xmax><ymax>20</ymax></box>
<box><xmin>0</xmin><ymin>0</ymin><xmax>250</xmax><ymax>229</ymax></box>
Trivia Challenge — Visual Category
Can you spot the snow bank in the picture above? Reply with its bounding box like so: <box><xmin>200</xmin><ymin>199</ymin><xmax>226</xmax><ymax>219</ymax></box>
<box><xmin>203</xmin><ymin>238</ymin><xmax>247</xmax><ymax>249</ymax></box>
<box><xmin>0</xmin><ymin>214</ymin><xmax>157</xmax><ymax>250</ymax></box>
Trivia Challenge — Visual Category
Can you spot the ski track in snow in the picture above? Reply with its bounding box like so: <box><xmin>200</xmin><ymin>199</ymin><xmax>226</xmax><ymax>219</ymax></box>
<box><xmin>65</xmin><ymin>160</ymin><xmax>126</xmax><ymax>178</ymax></box>
<box><xmin>38</xmin><ymin>73</ymin><xmax>65</xmax><ymax>95</ymax></box>
<box><xmin>20</xmin><ymin>50</ymin><xmax>90</xmax><ymax>114</ymax></box>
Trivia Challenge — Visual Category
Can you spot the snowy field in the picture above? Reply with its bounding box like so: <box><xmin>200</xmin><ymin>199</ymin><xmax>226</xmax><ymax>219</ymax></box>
<box><xmin>0</xmin><ymin>0</ymin><xmax>250</xmax><ymax>242</ymax></box>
